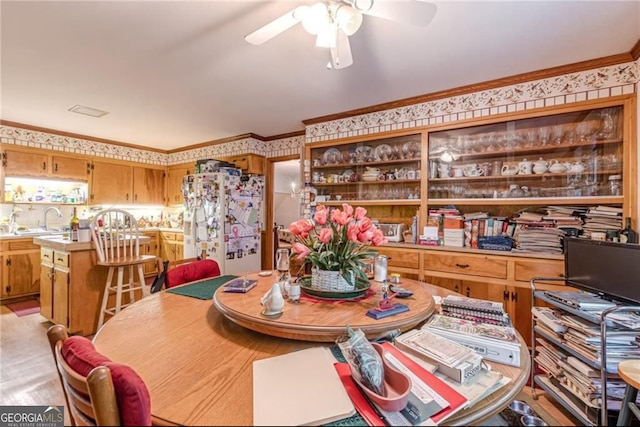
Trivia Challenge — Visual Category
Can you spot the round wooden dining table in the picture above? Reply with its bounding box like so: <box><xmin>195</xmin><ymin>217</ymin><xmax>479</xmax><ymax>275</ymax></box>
<box><xmin>92</xmin><ymin>273</ymin><xmax>530</xmax><ymax>426</ymax></box>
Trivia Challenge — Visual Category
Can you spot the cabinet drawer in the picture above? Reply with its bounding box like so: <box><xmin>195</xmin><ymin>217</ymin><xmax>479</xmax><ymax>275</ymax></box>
<box><xmin>375</xmin><ymin>247</ymin><xmax>419</xmax><ymax>269</ymax></box>
<box><xmin>175</xmin><ymin>233</ymin><xmax>184</xmax><ymax>242</ymax></box>
<box><xmin>423</xmin><ymin>253</ymin><xmax>507</xmax><ymax>279</ymax></box>
<box><xmin>41</xmin><ymin>248</ymin><xmax>54</xmax><ymax>262</ymax></box>
<box><xmin>8</xmin><ymin>240</ymin><xmax>40</xmax><ymax>251</ymax></box>
<box><xmin>514</xmin><ymin>260</ymin><xmax>565</xmax><ymax>283</ymax></box>
<box><xmin>161</xmin><ymin>232</ymin><xmax>176</xmax><ymax>240</ymax></box>
<box><xmin>54</xmin><ymin>251</ymin><xmax>70</xmax><ymax>268</ymax></box>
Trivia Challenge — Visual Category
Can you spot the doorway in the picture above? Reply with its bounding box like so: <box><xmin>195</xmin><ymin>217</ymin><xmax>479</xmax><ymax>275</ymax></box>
<box><xmin>263</xmin><ymin>155</ymin><xmax>301</xmax><ymax>269</ymax></box>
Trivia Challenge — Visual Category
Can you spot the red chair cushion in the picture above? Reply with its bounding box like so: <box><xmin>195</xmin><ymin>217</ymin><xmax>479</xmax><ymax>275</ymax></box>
<box><xmin>61</xmin><ymin>337</ymin><xmax>152</xmax><ymax>426</ymax></box>
<box><xmin>61</xmin><ymin>336</ymin><xmax>112</xmax><ymax>377</ymax></box>
<box><xmin>106</xmin><ymin>362</ymin><xmax>152</xmax><ymax>426</ymax></box>
<box><xmin>165</xmin><ymin>259</ymin><xmax>221</xmax><ymax>288</ymax></box>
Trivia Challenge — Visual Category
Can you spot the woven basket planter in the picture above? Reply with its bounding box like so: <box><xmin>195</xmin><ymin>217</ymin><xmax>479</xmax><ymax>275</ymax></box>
<box><xmin>310</xmin><ymin>268</ymin><xmax>356</xmax><ymax>292</ymax></box>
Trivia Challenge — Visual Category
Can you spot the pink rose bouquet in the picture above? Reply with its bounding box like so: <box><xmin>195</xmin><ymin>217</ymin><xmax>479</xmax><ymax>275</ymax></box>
<box><xmin>288</xmin><ymin>204</ymin><xmax>388</xmax><ymax>285</ymax></box>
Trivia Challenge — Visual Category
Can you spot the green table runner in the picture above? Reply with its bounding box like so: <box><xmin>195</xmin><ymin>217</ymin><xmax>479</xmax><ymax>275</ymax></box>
<box><xmin>166</xmin><ymin>275</ymin><xmax>238</xmax><ymax>300</ymax></box>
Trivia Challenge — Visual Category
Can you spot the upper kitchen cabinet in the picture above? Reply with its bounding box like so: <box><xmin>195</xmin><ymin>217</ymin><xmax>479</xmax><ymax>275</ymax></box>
<box><xmin>51</xmin><ymin>155</ymin><xmax>91</xmax><ymax>181</ymax></box>
<box><xmin>89</xmin><ymin>161</ymin><xmax>133</xmax><ymax>204</ymax></box>
<box><xmin>133</xmin><ymin>166</ymin><xmax>165</xmax><ymax>205</ymax></box>
<box><xmin>89</xmin><ymin>160</ymin><xmax>165</xmax><ymax>205</ymax></box>
<box><xmin>220</xmin><ymin>154</ymin><xmax>265</xmax><ymax>175</ymax></box>
<box><xmin>2</xmin><ymin>147</ymin><xmax>90</xmax><ymax>181</ymax></box>
<box><xmin>2</xmin><ymin>147</ymin><xmax>50</xmax><ymax>177</ymax></box>
<box><xmin>166</xmin><ymin>162</ymin><xmax>193</xmax><ymax>206</ymax></box>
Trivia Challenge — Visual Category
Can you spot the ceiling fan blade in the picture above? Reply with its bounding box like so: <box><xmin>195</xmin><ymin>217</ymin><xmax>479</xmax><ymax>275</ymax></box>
<box><xmin>330</xmin><ymin>30</ymin><xmax>353</xmax><ymax>69</ymax></box>
<box><xmin>361</xmin><ymin>0</ymin><xmax>437</xmax><ymax>27</ymax></box>
<box><xmin>244</xmin><ymin>5</ymin><xmax>308</xmax><ymax>45</ymax></box>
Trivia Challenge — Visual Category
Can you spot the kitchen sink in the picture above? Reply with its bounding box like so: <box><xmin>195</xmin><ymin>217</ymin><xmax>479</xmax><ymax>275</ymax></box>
<box><xmin>1</xmin><ymin>229</ymin><xmax>67</xmax><ymax>237</ymax></box>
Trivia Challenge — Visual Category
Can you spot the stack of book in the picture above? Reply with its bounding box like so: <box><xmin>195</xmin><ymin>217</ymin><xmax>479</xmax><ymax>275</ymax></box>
<box><xmin>440</xmin><ymin>295</ymin><xmax>512</xmax><ymax>327</ymax></box>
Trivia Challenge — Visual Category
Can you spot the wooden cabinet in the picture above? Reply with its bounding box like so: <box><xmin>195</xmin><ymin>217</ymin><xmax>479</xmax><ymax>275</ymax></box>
<box><xmin>51</xmin><ymin>155</ymin><xmax>91</xmax><ymax>180</ymax></box>
<box><xmin>166</xmin><ymin>163</ymin><xmax>192</xmax><ymax>206</ymax></box>
<box><xmin>307</xmin><ymin>133</ymin><xmax>422</xmax><ymax>224</ymax></box>
<box><xmin>89</xmin><ymin>160</ymin><xmax>165</xmax><ymax>205</ymax></box>
<box><xmin>142</xmin><ymin>231</ymin><xmax>159</xmax><ymax>275</ymax></box>
<box><xmin>160</xmin><ymin>231</ymin><xmax>184</xmax><ymax>263</ymax></box>
<box><xmin>89</xmin><ymin>161</ymin><xmax>133</xmax><ymax>204</ymax></box>
<box><xmin>221</xmin><ymin>154</ymin><xmax>265</xmax><ymax>175</ymax></box>
<box><xmin>35</xmin><ymin>240</ymin><xmax>109</xmax><ymax>336</ymax></box>
<box><xmin>2</xmin><ymin>147</ymin><xmax>90</xmax><ymax>181</ymax></box>
<box><xmin>1</xmin><ymin>148</ymin><xmax>49</xmax><ymax>177</ymax></box>
<box><xmin>0</xmin><ymin>239</ymin><xmax>41</xmax><ymax>300</ymax></box>
<box><xmin>133</xmin><ymin>167</ymin><xmax>165</xmax><ymax>205</ymax></box>
<box><xmin>413</xmin><ymin>246</ymin><xmax>570</xmax><ymax>346</ymax></box>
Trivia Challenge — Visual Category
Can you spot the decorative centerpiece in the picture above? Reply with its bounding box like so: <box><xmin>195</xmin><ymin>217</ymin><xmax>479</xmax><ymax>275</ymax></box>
<box><xmin>288</xmin><ymin>204</ymin><xmax>387</xmax><ymax>297</ymax></box>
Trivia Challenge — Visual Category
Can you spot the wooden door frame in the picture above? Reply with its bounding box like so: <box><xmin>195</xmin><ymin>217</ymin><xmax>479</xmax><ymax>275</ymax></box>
<box><xmin>263</xmin><ymin>154</ymin><xmax>301</xmax><ymax>270</ymax></box>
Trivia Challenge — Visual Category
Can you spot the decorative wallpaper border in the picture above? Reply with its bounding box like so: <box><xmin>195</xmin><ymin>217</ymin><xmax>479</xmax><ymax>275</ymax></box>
<box><xmin>0</xmin><ymin>127</ymin><xmax>167</xmax><ymax>165</ymax></box>
<box><xmin>167</xmin><ymin>134</ymin><xmax>305</xmax><ymax>166</ymax></box>
<box><xmin>1</xmin><ymin>59</ymin><xmax>638</xmax><ymax>162</ymax></box>
<box><xmin>305</xmin><ymin>59</ymin><xmax>640</xmax><ymax>142</ymax></box>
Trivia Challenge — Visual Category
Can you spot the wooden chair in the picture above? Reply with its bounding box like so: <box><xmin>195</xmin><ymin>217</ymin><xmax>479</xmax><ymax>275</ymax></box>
<box><xmin>46</xmin><ymin>324</ymin><xmax>129</xmax><ymax>426</ymax></box>
<box><xmin>616</xmin><ymin>360</ymin><xmax>640</xmax><ymax>425</ymax></box>
<box><xmin>164</xmin><ymin>258</ymin><xmax>221</xmax><ymax>289</ymax></box>
<box><xmin>92</xmin><ymin>209</ymin><xmax>155</xmax><ymax>329</ymax></box>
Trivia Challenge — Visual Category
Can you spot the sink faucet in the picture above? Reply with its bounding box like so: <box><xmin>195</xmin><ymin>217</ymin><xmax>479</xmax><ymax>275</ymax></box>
<box><xmin>42</xmin><ymin>206</ymin><xmax>63</xmax><ymax>230</ymax></box>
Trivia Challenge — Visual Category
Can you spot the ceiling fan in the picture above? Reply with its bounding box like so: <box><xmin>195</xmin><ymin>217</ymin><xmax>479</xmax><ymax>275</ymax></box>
<box><xmin>244</xmin><ymin>0</ymin><xmax>437</xmax><ymax>69</ymax></box>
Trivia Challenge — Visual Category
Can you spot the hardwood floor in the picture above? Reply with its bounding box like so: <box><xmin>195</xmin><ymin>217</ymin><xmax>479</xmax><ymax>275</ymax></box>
<box><xmin>0</xmin><ymin>301</ymin><xmax>581</xmax><ymax>426</ymax></box>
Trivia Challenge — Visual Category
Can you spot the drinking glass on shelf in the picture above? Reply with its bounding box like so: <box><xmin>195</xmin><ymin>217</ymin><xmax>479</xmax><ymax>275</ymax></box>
<box><xmin>538</xmin><ymin>127</ymin><xmax>551</xmax><ymax>146</ymax></box>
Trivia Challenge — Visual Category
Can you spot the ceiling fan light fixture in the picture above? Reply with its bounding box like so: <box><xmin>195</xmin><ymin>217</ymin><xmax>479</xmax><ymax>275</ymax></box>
<box><xmin>316</xmin><ymin>24</ymin><xmax>338</xmax><ymax>48</ymax></box>
<box><xmin>301</xmin><ymin>2</ymin><xmax>330</xmax><ymax>35</ymax></box>
<box><xmin>336</xmin><ymin>5</ymin><xmax>363</xmax><ymax>36</ymax></box>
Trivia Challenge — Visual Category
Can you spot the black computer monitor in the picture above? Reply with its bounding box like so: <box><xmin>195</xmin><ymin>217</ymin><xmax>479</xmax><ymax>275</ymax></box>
<box><xmin>564</xmin><ymin>237</ymin><xmax>640</xmax><ymax>305</ymax></box>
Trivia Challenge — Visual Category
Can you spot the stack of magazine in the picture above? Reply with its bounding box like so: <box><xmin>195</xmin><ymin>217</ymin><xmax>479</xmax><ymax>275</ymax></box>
<box><xmin>440</xmin><ymin>295</ymin><xmax>512</xmax><ymax>327</ymax></box>
<box><xmin>423</xmin><ymin>314</ymin><xmax>522</xmax><ymax>367</ymax></box>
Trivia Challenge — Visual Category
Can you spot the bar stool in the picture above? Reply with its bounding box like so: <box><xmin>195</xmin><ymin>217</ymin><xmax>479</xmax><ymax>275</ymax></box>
<box><xmin>93</xmin><ymin>209</ymin><xmax>155</xmax><ymax>329</ymax></box>
<box><xmin>616</xmin><ymin>360</ymin><xmax>640</xmax><ymax>426</ymax></box>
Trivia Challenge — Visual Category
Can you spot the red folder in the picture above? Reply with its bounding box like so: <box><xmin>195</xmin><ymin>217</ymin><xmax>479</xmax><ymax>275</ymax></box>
<box><xmin>379</xmin><ymin>342</ymin><xmax>468</xmax><ymax>423</ymax></box>
<box><xmin>334</xmin><ymin>363</ymin><xmax>387</xmax><ymax>426</ymax></box>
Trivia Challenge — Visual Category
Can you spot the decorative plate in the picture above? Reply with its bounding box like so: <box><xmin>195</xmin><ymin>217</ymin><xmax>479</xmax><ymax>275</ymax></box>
<box><xmin>374</xmin><ymin>144</ymin><xmax>393</xmax><ymax>161</ymax></box>
<box><xmin>323</xmin><ymin>148</ymin><xmax>342</xmax><ymax>164</ymax></box>
<box><xmin>355</xmin><ymin>145</ymin><xmax>373</xmax><ymax>160</ymax></box>
<box><xmin>401</xmin><ymin>141</ymin><xmax>420</xmax><ymax>158</ymax></box>
<box><xmin>342</xmin><ymin>169</ymin><xmax>355</xmax><ymax>179</ymax></box>
<box><xmin>298</xmin><ymin>276</ymin><xmax>371</xmax><ymax>300</ymax></box>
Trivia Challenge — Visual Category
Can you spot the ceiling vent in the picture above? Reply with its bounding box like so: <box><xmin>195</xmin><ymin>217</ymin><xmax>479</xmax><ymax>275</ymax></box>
<box><xmin>68</xmin><ymin>105</ymin><xmax>109</xmax><ymax>118</ymax></box>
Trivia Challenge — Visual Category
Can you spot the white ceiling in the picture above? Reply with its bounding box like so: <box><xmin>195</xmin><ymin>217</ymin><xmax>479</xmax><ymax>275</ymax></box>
<box><xmin>1</xmin><ymin>1</ymin><xmax>639</xmax><ymax>151</ymax></box>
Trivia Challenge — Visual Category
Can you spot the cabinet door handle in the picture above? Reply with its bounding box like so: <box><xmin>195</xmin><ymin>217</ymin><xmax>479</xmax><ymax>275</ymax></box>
<box><xmin>87</xmin><ymin>162</ymin><xmax>92</xmax><ymax>174</ymax></box>
<box><xmin>42</xmin><ymin>162</ymin><xmax>47</xmax><ymax>171</ymax></box>
<box><xmin>56</xmin><ymin>257</ymin><xmax>64</xmax><ymax>262</ymax></box>
<box><xmin>503</xmin><ymin>290</ymin><xmax>509</xmax><ymax>301</ymax></box>
<box><xmin>453</xmin><ymin>284</ymin><xmax>459</xmax><ymax>293</ymax></box>
<box><xmin>54</xmin><ymin>163</ymin><xmax>58</xmax><ymax>172</ymax></box>
<box><xmin>134</xmin><ymin>194</ymin><xmax>138</xmax><ymax>202</ymax></box>
<box><xmin>126</xmin><ymin>193</ymin><xmax>129</xmax><ymax>201</ymax></box>
<box><xmin>465</xmin><ymin>286</ymin><xmax>470</xmax><ymax>297</ymax></box>
<box><xmin>511</xmin><ymin>291</ymin><xmax>517</xmax><ymax>302</ymax></box>
<box><xmin>455</xmin><ymin>263</ymin><xmax>470</xmax><ymax>269</ymax></box>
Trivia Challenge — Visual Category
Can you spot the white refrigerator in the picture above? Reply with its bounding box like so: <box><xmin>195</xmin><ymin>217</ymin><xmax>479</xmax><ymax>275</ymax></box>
<box><xmin>182</xmin><ymin>169</ymin><xmax>263</xmax><ymax>275</ymax></box>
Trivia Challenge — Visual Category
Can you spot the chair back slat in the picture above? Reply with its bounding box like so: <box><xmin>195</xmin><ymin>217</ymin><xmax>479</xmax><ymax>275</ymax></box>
<box><xmin>91</xmin><ymin>209</ymin><xmax>142</xmax><ymax>263</ymax></box>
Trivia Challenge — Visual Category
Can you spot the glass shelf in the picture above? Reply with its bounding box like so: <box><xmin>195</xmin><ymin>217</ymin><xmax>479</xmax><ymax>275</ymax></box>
<box><xmin>427</xmin><ymin>106</ymin><xmax>624</xmax><ymax>202</ymax></box>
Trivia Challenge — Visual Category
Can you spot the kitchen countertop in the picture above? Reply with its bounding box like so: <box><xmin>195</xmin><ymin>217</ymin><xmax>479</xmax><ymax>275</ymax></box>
<box><xmin>0</xmin><ymin>227</ymin><xmax>183</xmax><ymax>241</ymax></box>
<box><xmin>33</xmin><ymin>235</ymin><xmax>151</xmax><ymax>252</ymax></box>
